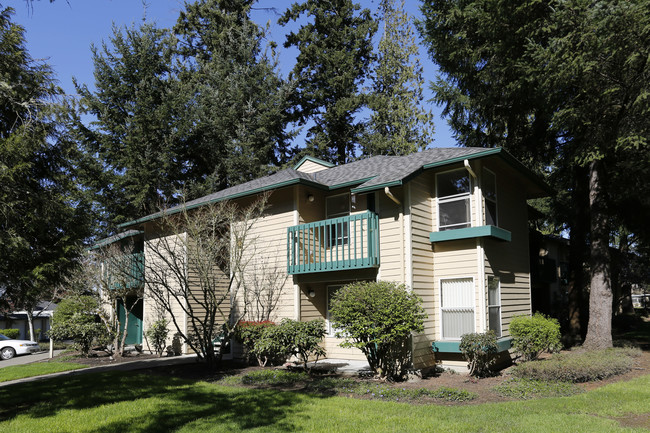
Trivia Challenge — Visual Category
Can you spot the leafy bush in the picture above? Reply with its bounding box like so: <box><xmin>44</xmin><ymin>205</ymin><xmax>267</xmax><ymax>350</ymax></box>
<box><xmin>254</xmin><ymin>319</ymin><xmax>326</xmax><ymax>370</ymax></box>
<box><xmin>234</xmin><ymin>321</ymin><xmax>276</xmax><ymax>365</ymax></box>
<box><xmin>47</xmin><ymin>296</ymin><xmax>110</xmax><ymax>356</ymax></box>
<box><xmin>145</xmin><ymin>318</ymin><xmax>170</xmax><ymax>357</ymax></box>
<box><xmin>494</xmin><ymin>378</ymin><xmax>581</xmax><ymax>399</ymax></box>
<box><xmin>329</xmin><ymin>281</ymin><xmax>426</xmax><ymax>381</ymax></box>
<box><xmin>511</xmin><ymin>347</ymin><xmax>640</xmax><ymax>382</ymax></box>
<box><xmin>459</xmin><ymin>331</ymin><xmax>498</xmax><ymax>377</ymax></box>
<box><xmin>0</xmin><ymin>329</ymin><xmax>20</xmax><ymax>339</ymax></box>
<box><xmin>510</xmin><ymin>313</ymin><xmax>562</xmax><ymax>361</ymax></box>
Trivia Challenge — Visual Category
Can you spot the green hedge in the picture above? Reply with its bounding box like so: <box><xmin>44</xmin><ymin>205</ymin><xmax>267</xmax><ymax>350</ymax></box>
<box><xmin>511</xmin><ymin>347</ymin><xmax>640</xmax><ymax>382</ymax></box>
<box><xmin>0</xmin><ymin>329</ymin><xmax>20</xmax><ymax>339</ymax></box>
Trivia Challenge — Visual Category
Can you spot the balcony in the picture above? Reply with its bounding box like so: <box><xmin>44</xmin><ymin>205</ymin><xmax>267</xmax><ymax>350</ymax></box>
<box><xmin>105</xmin><ymin>252</ymin><xmax>145</xmax><ymax>290</ymax></box>
<box><xmin>287</xmin><ymin>211</ymin><xmax>379</xmax><ymax>275</ymax></box>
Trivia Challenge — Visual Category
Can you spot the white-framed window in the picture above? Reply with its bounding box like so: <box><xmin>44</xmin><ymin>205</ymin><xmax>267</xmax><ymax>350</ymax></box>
<box><xmin>326</xmin><ymin>285</ymin><xmax>343</xmax><ymax>336</ymax></box>
<box><xmin>437</xmin><ymin>169</ymin><xmax>472</xmax><ymax>231</ymax></box>
<box><xmin>326</xmin><ymin>193</ymin><xmax>350</xmax><ymax>246</ymax></box>
<box><xmin>483</xmin><ymin>168</ymin><xmax>498</xmax><ymax>226</ymax></box>
<box><xmin>488</xmin><ymin>276</ymin><xmax>502</xmax><ymax>337</ymax></box>
<box><xmin>440</xmin><ymin>277</ymin><xmax>475</xmax><ymax>339</ymax></box>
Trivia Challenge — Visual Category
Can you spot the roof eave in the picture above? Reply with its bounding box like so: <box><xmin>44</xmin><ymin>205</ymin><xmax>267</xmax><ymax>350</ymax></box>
<box><xmin>118</xmin><ymin>177</ymin><xmax>328</xmax><ymax>229</ymax></box>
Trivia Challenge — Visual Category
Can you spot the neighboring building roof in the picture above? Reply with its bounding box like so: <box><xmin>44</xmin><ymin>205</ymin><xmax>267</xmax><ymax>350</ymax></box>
<box><xmin>119</xmin><ymin>147</ymin><xmax>549</xmax><ymax>228</ymax></box>
<box><xmin>91</xmin><ymin>229</ymin><xmax>144</xmax><ymax>250</ymax></box>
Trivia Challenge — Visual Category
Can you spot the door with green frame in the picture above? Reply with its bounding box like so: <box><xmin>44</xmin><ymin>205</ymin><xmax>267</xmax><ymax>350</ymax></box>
<box><xmin>117</xmin><ymin>297</ymin><xmax>143</xmax><ymax>345</ymax></box>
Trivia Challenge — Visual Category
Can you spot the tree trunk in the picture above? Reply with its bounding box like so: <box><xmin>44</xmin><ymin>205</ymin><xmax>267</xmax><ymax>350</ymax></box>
<box><xmin>567</xmin><ymin>169</ymin><xmax>588</xmax><ymax>342</ymax></box>
<box><xmin>26</xmin><ymin>310</ymin><xmax>35</xmax><ymax>342</ymax></box>
<box><xmin>583</xmin><ymin>160</ymin><xmax>613</xmax><ymax>349</ymax></box>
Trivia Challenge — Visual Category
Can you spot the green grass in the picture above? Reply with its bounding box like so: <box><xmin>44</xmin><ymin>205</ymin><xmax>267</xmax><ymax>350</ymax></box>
<box><xmin>0</xmin><ymin>362</ymin><xmax>88</xmax><ymax>383</ymax></box>
<box><xmin>219</xmin><ymin>370</ymin><xmax>476</xmax><ymax>402</ymax></box>
<box><xmin>0</xmin><ymin>371</ymin><xmax>648</xmax><ymax>432</ymax></box>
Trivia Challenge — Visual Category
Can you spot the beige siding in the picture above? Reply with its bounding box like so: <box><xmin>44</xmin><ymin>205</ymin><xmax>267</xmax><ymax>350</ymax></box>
<box><xmin>297</xmin><ymin>186</ymin><xmax>325</xmax><ymax>224</ymax></box>
<box><xmin>185</xmin><ymin>235</ymin><xmax>230</xmax><ymax>343</ymax></box>
<box><xmin>296</xmin><ymin>159</ymin><xmax>331</xmax><ymax>173</ymax></box>
<box><xmin>142</xmin><ymin>230</ymin><xmax>188</xmax><ymax>353</ymax></box>
<box><xmin>409</xmin><ymin>172</ymin><xmax>437</xmax><ymax>368</ymax></box>
<box><xmin>483</xmin><ymin>165</ymin><xmax>532</xmax><ymax>337</ymax></box>
<box><xmin>433</xmin><ymin>239</ymin><xmax>479</xmax><ymax>339</ymax></box>
<box><xmin>236</xmin><ymin>188</ymin><xmax>296</xmax><ymax>323</ymax></box>
<box><xmin>377</xmin><ymin>188</ymin><xmax>405</xmax><ymax>283</ymax></box>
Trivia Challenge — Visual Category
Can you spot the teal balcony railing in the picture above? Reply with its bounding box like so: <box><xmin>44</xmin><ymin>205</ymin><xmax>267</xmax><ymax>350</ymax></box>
<box><xmin>105</xmin><ymin>252</ymin><xmax>145</xmax><ymax>290</ymax></box>
<box><xmin>287</xmin><ymin>211</ymin><xmax>379</xmax><ymax>275</ymax></box>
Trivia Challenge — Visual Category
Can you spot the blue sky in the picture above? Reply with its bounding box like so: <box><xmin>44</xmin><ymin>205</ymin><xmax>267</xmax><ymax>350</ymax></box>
<box><xmin>11</xmin><ymin>0</ymin><xmax>454</xmax><ymax>147</ymax></box>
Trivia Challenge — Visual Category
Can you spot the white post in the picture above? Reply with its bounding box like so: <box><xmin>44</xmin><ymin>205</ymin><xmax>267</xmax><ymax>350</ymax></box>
<box><xmin>49</xmin><ymin>313</ymin><xmax>54</xmax><ymax>358</ymax></box>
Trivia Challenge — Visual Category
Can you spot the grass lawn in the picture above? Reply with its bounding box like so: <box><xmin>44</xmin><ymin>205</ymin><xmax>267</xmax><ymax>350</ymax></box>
<box><xmin>0</xmin><ymin>371</ymin><xmax>648</xmax><ymax>432</ymax></box>
<box><xmin>0</xmin><ymin>362</ymin><xmax>88</xmax><ymax>383</ymax></box>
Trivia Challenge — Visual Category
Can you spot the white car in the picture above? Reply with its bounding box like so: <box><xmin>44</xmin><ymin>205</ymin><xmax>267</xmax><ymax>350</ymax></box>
<box><xmin>0</xmin><ymin>334</ymin><xmax>40</xmax><ymax>360</ymax></box>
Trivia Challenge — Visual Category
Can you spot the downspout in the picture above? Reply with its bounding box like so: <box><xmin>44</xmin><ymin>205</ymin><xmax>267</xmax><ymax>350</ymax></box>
<box><xmin>463</xmin><ymin>159</ymin><xmax>481</xmax><ymax>225</ymax></box>
<box><xmin>465</xmin><ymin>159</ymin><xmax>487</xmax><ymax>332</ymax></box>
<box><xmin>384</xmin><ymin>187</ymin><xmax>401</xmax><ymax>205</ymax></box>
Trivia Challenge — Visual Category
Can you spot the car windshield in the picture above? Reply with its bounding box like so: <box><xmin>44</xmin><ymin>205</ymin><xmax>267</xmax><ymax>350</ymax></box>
<box><xmin>0</xmin><ymin>334</ymin><xmax>9</xmax><ymax>341</ymax></box>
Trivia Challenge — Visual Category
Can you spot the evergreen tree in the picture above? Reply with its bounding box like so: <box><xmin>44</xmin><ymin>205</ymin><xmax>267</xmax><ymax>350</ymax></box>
<box><xmin>280</xmin><ymin>0</ymin><xmax>376</xmax><ymax>164</ymax></box>
<box><xmin>72</xmin><ymin>1</ymin><xmax>293</xmax><ymax>229</ymax></box>
<box><xmin>72</xmin><ymin>23</ymin><xmax>182</xmax><ymax>231</ymax></box>
<box><xmin>362</xmin><ymin>0</ymin><xmax>434</xmax><ymax>156</ymax></box>
<box><xmin>0</xmin><ymin>7</ymin><xmax>91</xmax><ymax>331</ymax></box>
<box><xmin>420</xmin><ymin>0</ymin><xmax>650</xmax><ymax>348</ymax></box>
<box><xmin>173</xmin><ymin>0</ymin><xmax>294</xmax><ymax>196</ymax></box>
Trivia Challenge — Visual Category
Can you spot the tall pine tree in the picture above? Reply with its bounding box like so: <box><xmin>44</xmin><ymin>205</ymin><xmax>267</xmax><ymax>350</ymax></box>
<box><xmin>420</xmin><ymin>0</ymin><xmax>650</xmax><ymax>348</ymax></box>
<box><xmin>0</xmin><ymin>6</ymin><xmax>91</xmax><ymax>336</ymax></box>
<box><xmin>280</xmin><ymin>0</ymin><xmax>376</xmax><ymax>164</ymax></box>
<box><xmin>362</xmin><ymin>0</ymin><xmax>434</xmax><ymax>156</ymax></box>
<box><xmin>72</xmin><ymin>23</ymin><xmax>182</xmax><ymax>231</ymax></box>
<box><xmin>173</xmin><ymin>0</ymin><xmax>294</xmax><ymax>196</ymax></box>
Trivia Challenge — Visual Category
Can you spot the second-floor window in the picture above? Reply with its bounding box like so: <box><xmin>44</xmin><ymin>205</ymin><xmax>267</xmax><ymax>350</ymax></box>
<box><xmin>326</xmin><ymin>193</ymin><xmax>350</xmax><ymax>246</ymax></box>
<box><xmin>437</xmin><ymin>169</ymin><xmax>471</xmax><ymax>231</ymax></box>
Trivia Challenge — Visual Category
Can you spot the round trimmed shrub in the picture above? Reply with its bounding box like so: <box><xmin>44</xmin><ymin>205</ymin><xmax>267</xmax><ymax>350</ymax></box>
<box><xmin>510</xmin><ymin>313</ymin><xmax>562</xmax><ymax>361</ymax></box>
<box><xmin>329</xmin><ymin>281</ymin><xmax>426</xmax><ymax>381</ymax></box>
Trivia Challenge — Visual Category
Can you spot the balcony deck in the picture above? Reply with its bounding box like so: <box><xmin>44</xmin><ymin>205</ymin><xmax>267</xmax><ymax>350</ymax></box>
<box><xmin>287</xmin><ymin>212</ymin><xmax>379</xmax><ymax>275</ymax></box>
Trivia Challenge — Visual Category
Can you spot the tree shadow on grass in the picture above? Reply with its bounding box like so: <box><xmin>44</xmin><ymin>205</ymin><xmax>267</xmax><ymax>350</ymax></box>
<box><xmin>0</xmin><ymin>371</ymin><xmax>315</xmax><ymax>432</ymax></box>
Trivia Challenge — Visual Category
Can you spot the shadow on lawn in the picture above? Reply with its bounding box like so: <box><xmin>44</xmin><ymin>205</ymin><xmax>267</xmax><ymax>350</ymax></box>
<box><xmin>0</xmin><ymin>371</ymin><xmax>310</xmax><ymax>432</ymax></box>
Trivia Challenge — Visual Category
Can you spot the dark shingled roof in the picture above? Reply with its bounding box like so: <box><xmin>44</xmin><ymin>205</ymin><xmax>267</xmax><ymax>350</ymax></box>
<box><xmin>119</xmin><ymin>147</ymin><xmax>541</xmax><ymax>228</ymax></box>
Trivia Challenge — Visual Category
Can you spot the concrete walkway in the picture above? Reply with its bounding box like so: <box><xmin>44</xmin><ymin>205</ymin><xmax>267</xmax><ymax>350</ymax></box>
<box><xmin>0</xmin><ymin>350</ymin><xmax>65</xmax><ymax>368</ymax></box>
<box><xmin>0</xmin><ymin>354</ymin><xmax>199</xmax><ymax>388</ymax></box>
<box><xmin>308</xmin><ymin>358</ymin><xmax>371</xmax><ymax>374</ymax></box>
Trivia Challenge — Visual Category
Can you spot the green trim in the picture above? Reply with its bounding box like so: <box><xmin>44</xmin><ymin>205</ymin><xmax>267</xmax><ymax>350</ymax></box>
<box><xmin>293</xmin><ymin>155</ymin><xmax>335</xmax><ymax>170</ymax></box>
<box><xmin>432</xmin><ymin>337</ymin><xmax>513</xmax><ymax>354</ymax></box>
<box><xmin>90</xmin><ymin>230</ymin><xmax>144</xmax><ymax>250</ymax></box>
<box><xmin>351</xmin><ymin>180</ymin><xmax>402</xmax><ymax>194</ymax></box>
<box><xmin>422</xmin><ymin>148</ymin><xmax>503</xmax><ymax>170</ymax></box>
<box><xmin>429</xmin><ymin>225</ymin><xmax>511</xmax><ymax>243</ymax></box>
<box><xmin>329</xmin><ymin>176</ymin><xmax>376</xmax><ymax>191</ymax></box>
